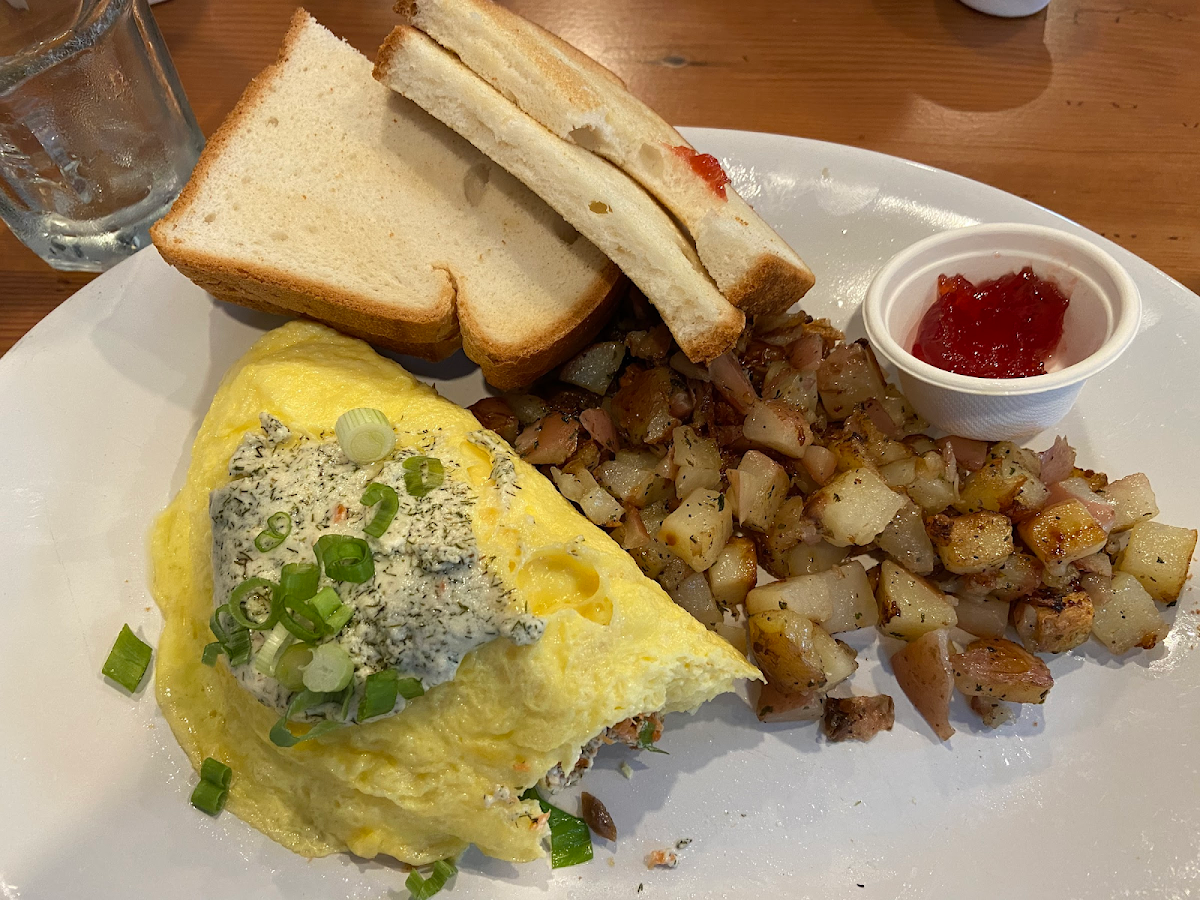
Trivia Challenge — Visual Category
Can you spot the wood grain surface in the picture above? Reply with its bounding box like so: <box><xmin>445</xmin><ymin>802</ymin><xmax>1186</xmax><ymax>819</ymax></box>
<box><xmin>2</xmin><ymin>0</ymin><xmax>1197</xmax><ymax>356</ymax></box>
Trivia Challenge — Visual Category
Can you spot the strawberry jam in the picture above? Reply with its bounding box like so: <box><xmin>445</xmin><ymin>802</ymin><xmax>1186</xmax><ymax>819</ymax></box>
<box><xmin>671</xmin><ymin>145</ymin><xmax>730</xmax><ymax>198</ymax></box>
<box><xmin>911</xmin><ymin>267</ymin><xmax>1070</xmax><ymax>378</ymax></box>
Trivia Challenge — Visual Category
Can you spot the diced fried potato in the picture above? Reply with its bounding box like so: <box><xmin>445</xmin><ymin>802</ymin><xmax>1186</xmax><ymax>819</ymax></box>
<box><xmin>825</xmin><ymin>434</ymin><xmax>874</xmax><ymax>474</ymax></box>
<box><xmin>671</xmin><ymin>571</ymin><xmax>723</xmax><ymax>627</ymax></box>
<box><xmin>672</xmin><ymin>426</ymin><xmax>722</xmax><ymax>499</ymax></box>
<box><xmin>968</xmin><ymin>696</ymin><xmax>1013</xmax><ymax>728</ymax></box>
<box><xmin>879</xmin><ymin>385</ymin><xmax>928</xmax><ymax>437</ymax></box>
<box><xmin>822</xmin><ymin>562</ymin><xmax>879</xmax><ymax>632</ymax></box>
<box><xmin>956</xmin><ymin>451</ymin><xmax>1049</xmax><ymax>522</ymax></box>
<box><xmin>879</xmin><ymin>457</ymin><xmax>918</xmax><ymax>488</ymax></box>
<box><xmin>1115</xmin><ymin>520</ymin><xmax>1198</xmax><ymax>603</ymax></box>
<box><xmin>1099</xmin><ymin>473</ymin><xmax>1159</xmax><ymax>532</ymax></box>
<box><xmin>928</xmin><ymin>511</ymin><xmax>1014</xmax><ymax>575</ymax></box>
<box><xmin>875</xmin><ymin>559</ymin><xmax>957</xmax><ymax>640</ymax></box>
<box><xmin>801</xmin><ymin>444</ymin><xmax>837</xmax><ymax>486</ymax></box>
<box><xmin>743</xmin><ymin>400</ymin><xmax>812</xmax><ymax>458</ymax></box>
<box><xmin>746</xmin><ymin>576</ymin><xmax>835</xmax><ymax>623</ymax></box>
<box><xmin>876</xmin><ymin>501</ymin><xmax>937</xmax><ymax>575</ymax></box>
<box><xmin>808</xmin><ymin>468</ymin><xmax>906</xmax><ymax>547</ymax></box>
<box><xmin>960</xmin><ymin>551</ymin><xmax>1042</xmax><ymax>602</ymax></box>
<box><xmin>891</xmin><ymin>628</ymin><xmax>955</xmax><ymax>741</ymax></box>
<box><xmin>596</xmin><ymin>450</ymin><xmax>670</xmax><ymax>507</ymax></box>
<box><xmin>762</xmin><ymin>362</ymin><xmax>819</xmax><ymax>416</ymax></box>
<box><xmin>1083</xmin><ymin>572</ymin><xmax>1170</xmax><ymax>654</ymax></box>
<box><xmin>579</xmin><ymin>487</ymin><xmax>624</xmax><ymax>527</ymax></box>
<box><xmin>1017</xmin><ymin>499</ymin><xmax>1108</xmax><ymax>569</ymax></box>
<box><xmin>784</xmin><ymin>541</ymin><xmax>846</xmax><ymax>577</ymax></box>
<box><xmin>707</xmin><ymin>537</ymin><xmax>758</xmax><ymax>608</ymax></box>
<box><xmin>1013</xmin><ymin>590</ymin><xmax>1094</xmax><ymax>653</ymax></box>
<box><xmin>822</xmin><ymin>695</ymin><xmax>895</xmax><ymax>742</ymax></box>
<box><xmin>906</xmin><ymin>451</ymin><xmax>958</xmax><ymax>513</ymax></box>
<box><xmin>753</xmin><ymin>497</ymin><xmax>818</xmax><ymax>578</ymax></box>
<box><xmin>559</xmin><ymin>341</ymin><xmax>626</xmax><ymax>394</ymax></box>
<box><xmin>713</xmin><ymin>621</ymin><xmax>749</xmax><ymax>655</ymax></box>
<box><xmin>951</xmin><ymin>638</ymin><xmax>1053</xmax><ymax>704</ymax></box>
<box><xmin>953</xmin><ymin>595</ymin><xmax>1011</xmax><ymax>639</ymax></box>
<box><xmin>754</xmin><ymin>680</ymin><xmax>823</xmax><ymax>723</ymax></box>
<box><xmin>817</xmin><ymin>341</ymin><xmax>887</xmax><ymax>419</ymax></box>
<box><xmin>659</xmin><ymin>489</ymin><xmax>734</xmax><ymax>572</ymax></box>
<box><xmin>812</xmin><ymin>626</ymin><xmax>858</xmax><ymax>690</ymax></box>
<box><xmin>729</xmin><ymin>450</ymin><xmax>789</xmax><ymax>531</ymax></box>
<box><xmin>748</xmin><ymin>609</ymin><xmax>827</xmax><ymax>693</ymax></box>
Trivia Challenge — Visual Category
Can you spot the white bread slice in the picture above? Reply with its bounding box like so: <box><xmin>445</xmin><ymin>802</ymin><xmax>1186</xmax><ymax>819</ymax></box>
<box><xmin>398</xmin><ymin>0</ymin><xmax>816</xmax><ymax>317</ymax></box>
<box><xmin>374</xmin><ymin>26</ymin><xmax>745</xmax><ymax>363</ymax></box>
<box><xmin>151</xmin><ymin>10</ymin><xmax>622</xmax><ymax>388</ymax></box>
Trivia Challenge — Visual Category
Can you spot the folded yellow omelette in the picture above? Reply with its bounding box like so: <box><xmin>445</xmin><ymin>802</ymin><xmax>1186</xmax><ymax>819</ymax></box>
<box><xmin>152</xmin><ymin>320</ymin><xmax>756</xmax><ymax>865</ymax></box>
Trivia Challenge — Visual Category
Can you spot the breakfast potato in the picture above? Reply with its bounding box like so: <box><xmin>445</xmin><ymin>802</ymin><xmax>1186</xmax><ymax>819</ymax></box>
<box><xmin>706</xmin><ymin>536</ymin><xmax>758</xmax><ymax>608</ymax></box>
<box><xmin>956</xmin><ymin>445</ymin><xmax>1049</xmax><ymax>521</ymax></box>
<box><xmin>879</xmin><ymin>385</ymin><xmax>927</xmax><ymax>437</ymax></box>
<box><xmin>817</xmin><ymin>341</ymin><xmax>887</xmax><ymax>419</ymax></box>
<box><xmin>927</xmin><ymin>511</ymin><xmax>1013</xmax><ymax>575</ymax></box>
<box><xmin>952</xmin><ymin>595</ymin><xmax>1011</xmax><ymax>639</ymax></box>
<box><xmin>891</xmin><ymin>628</ymin><xmax>955</xmax><ymax>741</ymax></box>
<box><xmin>1115</xmin><ymin>520</ymin><xmax>1198</xmax><ymax>604</ymax></box>
<box><xmin>963</xmin><ymin>551</ymin><xmax>1043</xmax><ymax>602</ymax></box>
<box><xmin>754</xmin><ymin>680</ymin><xmax>824</xmax><ymax>723</ymax></box>
<box><xmin>742</xmin><ymin>400</ymin><xmax>812</xmax><ymax>458</ymax></box>
<box><xmin>762</xmin><ymin>361</ymin><xmax>819</xmax><ymax>419</ymax></box>
<box><xmin>786</xmin><ymin>540</ymin><xmax>850</xmax><ymax>576</ymax></box>
<box><xmin>1099</xmin><ymin>473</ymin><xmax>1159</xmax><ymax>532</ymax></box>
<box><xmin>550</xmin><ymin>465</ymin><xmax>624</xmax><ymax>526</ymax></box>
<box><xmin>879</xmin><ymin>456</ymin><xmax>918</xmax><ymax>489</ymax></box>
<box><xmin>968</xmin><ymin>696</ymin><xmax>1013</xmax><ymax>729</ymax></box>
<box><xmin>671</xmin><ymin>571</ymin><xmax>723</xmax><ymax>627</ymax></box>
<box><xmin>807</xmin><ymin>468</ymin><xmax>906</xmax><ymax>547</ymax></box>
<box><xmin>821</xmin><ymin>561</ymin><xmax>879</xmax><ymax>633</ymax></box>
<box><xmin>1083</xmin><ymin>572</ymin><xmax>1170</xmax><ymax>654</ymax></box>
<box><xmin>875</xmin><ymin>500</ymin><xmax>937</xmax><ymax>575</ymax></box>
<box><xmin>659</xmin><ymin>489</ymin><xmax>734</xmax><ymax>572</ymax></box>
<box><xmin>906</xmin><ymin>451</ymin><xmax>958</xmax><ymax>513</ymax></box>
<box><xmin>813</xmin><ymin>628</ymin><xmax>859</xmax><ymax>690</ymax></box>
<box><xmin>822</xmin><ymin>695</ymin><xmax>895</xmax><ymax>742</ymax></box>
<box><xmin>951</xmin><ymin>638</ymin><xmax>1053</xmax><ymax>704</ymax></box>
<box><xmin>729</xmin><ymin>450</ymin><xmax>789</xmax><ymax>531</ymax></box>
<box><xmin>672</xmin><ymin>426</ymin><xmax>722</xmax><ymax>499</ymax></box>
<box><xmin>1012</xmin><ymin>590</ymin><xmax>1094</xmax><ymax>654</ymax></box>
<box><xmin>1018</xmin><ymin>499</ymin><xmax>1109</xmax><ymax>570</ymax></box>
<box><xmin>875</xmin><ymin>559</ymin><xmax>957</xmax><ymax>640</ymax></box>
<box><xmin>595</xmin><ymin>449</ymin><xmax>671</xmax><ymax>508</ymax></box>
<box><xmin>748</xmin><ymin>608</ymin><xmax>827</xmax><ymax>693</ymax></box>
<box><xmin>746</xmin><ymin>575</ymin><xmax>835</xmax><ymax>623</ymax></box>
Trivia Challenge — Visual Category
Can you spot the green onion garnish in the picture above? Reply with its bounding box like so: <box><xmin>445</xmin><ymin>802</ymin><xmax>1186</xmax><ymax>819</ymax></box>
<box><xmin>253</xmin><ymin>621</ymin><xmax>295</xmax><ymax>676</ymax></box>
<box><xmin>335</xmin><ymin>408</ymin><xmax>396</xmax><ymax>465</ymax></box>
<box><xmin>521</xmin><ymin>789</ymin><xmax>594</xmax><ymax>868</ymax></box>
<box><xmin>279</xmin><ymin>562</ymin><xmax>320</xmax><ymax>603</ymax></box>
<box><xmin>274</xmin><ymin>601</ymin><xmax>323</xmax><ymax>642</ymax></box>
<box><xmin>228</xmin><ymin>577</ymin><xmax>279</xmax><ymax>631</ymax></box>
<box><xmin>102</xmin><ymin>624</ymin><xmax>153</xmax><ymax>692</ymax></box>
<box><xmin>269</xmin><ymin>689</ymin><xmax>344</xmax><ymax>747</ymax></box>
<box><xmin>361</xmin><ymin>482</ymin><xmax>400</xmax><ymax>538</ymax></box>
<box><xmin>201</xmin><ymin>642</ymin><xmax>222</xmax><ymax>667</ymax></box>
<box><xmin>209</xmin><ymin>604</ymin><xmax>251</xmax><ymax>667</ymax></box>
<box><xmin>190</xmin><ymin>779</ymin><xmax>227</xmax><ymax>816</ymax></box>
<box><xmin>314</xmin><ymin>534</ymin><xmax>375</xmax><ymax>583</ymax></box>
<box><xmin>200</xmin><ymin>757</ymin><xmax>232</xmax><ymax>789</ymax></box>
<box><xmin>397</xmin><ymin>676</ymin><xmax>424</xmax><ymax>700</ymax></box>
<box><xmin>274</xmin><ymin>643</ymin><xmax>314</xmax><ymax>691</ymax></box>
<box><xmin>254</xmin><ymin>511</ymin><xmax>293</xmax><ymax>552</ymax></box>
<box><xmin>310</xmin><ymin>586</ymin><xmax>354</xmax><ymax>636</ymax></box>
<box><xmin>636</xmin><ymin>719</ymin><xmax>668</xmax><ymax>754</ymax></box>
<box><xmin>406</xmin><ymin>859</ymin><xmax>457</xmax><ymax>900</ymax></box>
<box><xmin>301</xmin><ymin>641</ymin><xmax>354</xmax><ymax>693</ymax></box>
<box><xmin>403</xmin><ymin>456</ymin><xmax>445</xmax><ymax>498</ymax></box>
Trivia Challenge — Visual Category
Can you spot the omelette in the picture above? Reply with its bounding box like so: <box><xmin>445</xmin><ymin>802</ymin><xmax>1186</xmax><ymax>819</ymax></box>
<box><xmin>152</xmin><ymin>320</ymin><xmax>757</xmax><ymax>866</ymax></box>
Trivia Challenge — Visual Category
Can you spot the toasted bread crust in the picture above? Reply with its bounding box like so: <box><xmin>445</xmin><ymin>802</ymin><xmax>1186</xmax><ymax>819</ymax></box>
<box><xmin>725</xmin><ymin>253</ymin><xmax>819</xmax><ymax>319</ymax></box>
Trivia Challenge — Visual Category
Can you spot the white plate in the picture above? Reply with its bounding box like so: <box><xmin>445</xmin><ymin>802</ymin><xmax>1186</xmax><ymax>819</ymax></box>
<box><xmin>3</xmin><ymin>129</ymin><xmax>1198</xmax><ymax>900</ymax></box>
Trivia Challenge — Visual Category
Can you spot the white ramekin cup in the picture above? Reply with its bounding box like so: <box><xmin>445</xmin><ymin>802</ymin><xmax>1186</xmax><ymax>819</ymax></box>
<box><xmin>862</xmin><ymin>222</ymin><xmax>1141</xmax><ymax>441</ymax></box>
<box><xmin>958</xmin><ymin>0</ymin><xmax>1051</xmax><ymax>16</ymax></box>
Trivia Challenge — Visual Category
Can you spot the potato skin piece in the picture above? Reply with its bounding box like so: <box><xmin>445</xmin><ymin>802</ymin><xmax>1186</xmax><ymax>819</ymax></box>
<box><xmin>822</xmin><ymin>695</ymin><xmax>895</xmax><ymax>742</ymax></box>
<box><xmin>951</xmin><ymin>638</ymin><xmax>1053</xmax><ymax>704</ymax></box>
<box><xmin>891</xmin><ymin>628</ymin><xmax>955</xmax><ymax>741</ymax></box>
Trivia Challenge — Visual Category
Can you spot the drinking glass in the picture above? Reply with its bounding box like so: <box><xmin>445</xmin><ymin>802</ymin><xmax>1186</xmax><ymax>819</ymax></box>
<box><xmin>0</xmin><ymin>0</ymin><xmax>203</xmax><ymax>271</ymax></box>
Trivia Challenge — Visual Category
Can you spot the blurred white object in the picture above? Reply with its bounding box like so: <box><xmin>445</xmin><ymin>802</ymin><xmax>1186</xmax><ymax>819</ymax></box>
<box><xmin>959</xmin><ymin>0</ymin><xmax>1050</xmax><ymax>16</ymax></box>
<box><xmin>863</xmin><ymin>223</ymin><xmax>1140</xmax><ymax>441</ymax></box>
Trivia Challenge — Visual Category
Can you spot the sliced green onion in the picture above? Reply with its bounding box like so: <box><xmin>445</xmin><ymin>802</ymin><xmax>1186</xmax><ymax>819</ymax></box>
<box><xmin>361</xmin><ymin>482</ymin><xmax>400</xmax><ymax>539</ymax></box>
<box><xmin>229</xmin><ymin>577</ymin><xmax>279</xmax><ymax>631</ymax></box>
<box><xmin>102</xmin><ymin>624</ymin><xmax>153</xmax><ymax>692</ymax></box>
<box><xmin>403</xmin><ymin>456</ymin><xmax>445</xmax><ymax>498</ymax></box>
<box><xmin>358</xmin><ymin>668</ymin><xmax>421</xmax><ymax>721</ymax></box>
<box><xmin>201</xmin><ymin>642</ymin><xmax>222</xmax><ymax>667</ymax></box>
<box><xmin>190</xmin><ymin>779</ymin><xmax>227</xmax><ymax>816</ymax></box>
<box><xmin>253</xmin><ymin>621</ymin><xmax>295</xmax><ymax>676</ymax></box>
<box><xmin>521</xmin><ymin>789</ymin><xmax>594</xmax><ymax>868</ymax></box>
<box><xmin>310</xmin><ymin>586</ymin><xmax>354</xmax><ymax>636</ymax></box>
<box><xmin>254</xmin><ymin>511</ymin><xmax>293</xmax><ymax>552</ymax></box>
<box><xmin>274</xmin><ymin>643</ymin><xmax>314</xmax><ymax>691</ymax></box>
<box><xmin>275</xmin><ymin>601</ymin><xmax>323</xmax><ymax>642</ymax></box>
<box><xmin>397</xmin><ymin>676</ymin><xmax>424</xmax><ymax>700</ymax></box>
<box><xmin>406</xmin><ymin>858</ymin><xmax>457</xmax><ymax>900</ymax></box>
<box><xmin>269</xmin><ymin>689</ymin><xmax>344</xmax><ymax>747</ymax></box>
<box><xmin>335</xmin><ymin>408</ymin><xmax>396</xmax><ymax>465</ymax></box>
<box><xmin>637</xmin><ymin>719</ymin><xmax>668</xmax><ymax>754</ymax></box>
<box><xmin>210</xmin><ymin>603</ymin><xmax>252</xmax><ymax>667</ymax></box>
<box><xmin>301</xmin><ymin>641</ymin><xmax>354</xmax><ymax>693</ymax></box>
<box><xmin>314</xmin><ymin>534</ymin><xmax>375</xmax><ymax>583</ymax></box>
<box><xmin>279</xmin><ymin>562</ymin><xmax>320</xmax><ymax>603</ymax></box>
<box><xmin>200</xmin><ymin>757</ymin><xmax>232</xmax><ymax>789</ymax></box>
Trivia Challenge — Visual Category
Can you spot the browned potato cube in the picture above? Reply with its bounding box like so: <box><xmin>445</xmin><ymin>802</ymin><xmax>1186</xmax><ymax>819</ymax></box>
<box><xmin>1115</xmin><ymin>520</ymin><xmax>1198</xmax><ymax>604</ymax></box>
<box><xmin>822</xmin><ymin>695</ymin><xmax>895</xmax><ymax>742</ymax></box>
<box><xmin>742</xmin><ymin>400</ymin><xmax>812</xmax><ymax>458</ymax></box>
<box><xmin>707</xmin><ymin>537</ymin><xmax>758</xmax><ymax>609</ymax></box>
<box><xmin>875</xmin><ymin>560</ymin><xmax>957</xmax><ymax>640</ymax></box>
<box><xmin>659</xmin><ymin>489</ymin><xmax>733</xmax><ymax>572</ymax></box>
<box><xmin>928</xmin><ymin>511</ymin><xmax>1014</xmax><ymax>575</ymax></box>
<box><xmin>1017</xmin><ymin>499</ymin><xmax>1108</xmax><ymax>570</ymax></box>
<box><xmin>754</xmin><ymin>681</ymin><xmax>824</xmax><ymax>723</ymax></box>
<box><xmin>951</xmin><ymin>638</ymin><xmax>1053</xmax><ymax>704</ymax></box>
<box><xmin>822</xmin><ymin>562</ymin><xmax>879</xmax><ymax>633</ymax></box>
<box><xmin>672</xmin><ymin>426</ymin><xmax>722</xmax><ymax>499</ymax></box>
<box><xmin>729</xmin><ymin>450</ymin><xmax>789</xmax><ymax>531</ymax></box>
<box><xmin>807</xmin><ymin>468</ymin><xmax>906</xmax><ymax>547</ymax></box>
<box><xmin>786</xmin><ymin>541</ymin><xmax>850</xmax><ymax>576</ymax></box>
<box><xmin>955</xmin><ymin>446</ymin><xmax>1049</xmax><ymax>522</ymax></box>
<box><xmin>1012</xmin><ymin>590</ymin><xmax>1094</xmax><ymax>653</ymax></box>
<box><xmin>876</xmin><ymin>501</ymin><xmax>937</xmax><ymax>575</ymax></box>
<box><xmin>746</xmin><ymin>576</ymin><xmax>835</xmax><ymax>623</ymax></box>
<box><xmin>748</xmin><ymin>609</ymin><xmax>827</xmax><ymax>693</ymax></box>
<box><xmin>1085</xmin><ymin>572</ymin><xmax>1170</xmax><ymax>654</ymax></box>
<box><xmin>816</xmin><ymin>341</ymin><xmax>887</xmax><ymax>419</ymax></box>
<box><xmin>892</xmin><ymin>629</ymin><xmax>955</xmax><ymax>741</ymax></box>
<box><xmin>1099</xmin><ymin>473</ymin><xmax>1159</xmax><ymax>532</ymax></box>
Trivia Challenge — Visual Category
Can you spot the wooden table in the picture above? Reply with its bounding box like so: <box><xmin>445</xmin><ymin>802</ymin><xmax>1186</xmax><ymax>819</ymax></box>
<box><xmin>3</xmin><ymin>0</ymin><xmax>1197</xmax><ymax>356</ymax></box>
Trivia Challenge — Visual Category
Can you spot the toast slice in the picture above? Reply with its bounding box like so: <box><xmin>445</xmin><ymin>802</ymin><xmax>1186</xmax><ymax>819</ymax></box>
<box><xmin>398</xmin><ymin>0</ymin><xmax>816</xmax><ymax>316</ymax></box>
<box><xmin>151</xmin><ymin>10</ymin><xmax>623</xmax><ymax>388</ymax></box>
<box><xmin>374</xmin><ymin>26</ymin><xmax>745</xmax><ymax>363</ymax></box>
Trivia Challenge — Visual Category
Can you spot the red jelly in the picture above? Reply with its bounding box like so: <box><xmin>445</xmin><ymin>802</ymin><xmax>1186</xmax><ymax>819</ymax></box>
<box><xmin>911</xmin><ymin>267</ymin><xmax>1070</xmax><ymax>378</ymax></box>
<box><xmin>671</xmin><ymin>145</ymin><xmax>730</xmax><ymax>198</ymax></box>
